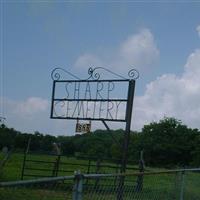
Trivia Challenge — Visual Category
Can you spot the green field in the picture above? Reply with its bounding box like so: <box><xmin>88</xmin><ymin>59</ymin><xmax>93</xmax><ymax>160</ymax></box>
<box><xmin>0</xmin><ymin>152</ymin><xmax>141</xmax><ymax>181</ymax></box>
<box><xmin>0</xmin><ymin>152</ymin><xmax>200</xmax><ymax>200</ymax></box>
<box><xmin>1</xmin><ymin>152</ymin><xmax>91</xmax><ymax>181</ymax></box>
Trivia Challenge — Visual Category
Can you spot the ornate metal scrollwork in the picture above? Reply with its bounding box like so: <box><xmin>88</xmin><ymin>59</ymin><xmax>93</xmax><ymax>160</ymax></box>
<box><xmin>87</xmin><ymin>67</ymin><xmax>139</xmax><ymax>80</ymax></box>
<box><xmin>51</xmin><ymin>67</ymin><xmax>139</xmax><ymax>81</ymax></box>
<box><xmin>51</xmin><ymin>67</ymin><xmax>80</xmax><ymax>80</ymax></box>
<box><xmin>128</xmin><ymin>69</ymin><xmax>139</xmax><ymax>80</ymax></box>
<box><xmin>87</xmin><ymin>67</ymin><xmax>101</xmax><ymax>80</ymax></box>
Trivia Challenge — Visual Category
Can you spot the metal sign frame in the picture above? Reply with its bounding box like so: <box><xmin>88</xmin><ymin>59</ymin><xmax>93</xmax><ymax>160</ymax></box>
<box><xmin>50</xmin><ymin>67</ymin><xmax>138</xmax><ymax>123</ymax></box>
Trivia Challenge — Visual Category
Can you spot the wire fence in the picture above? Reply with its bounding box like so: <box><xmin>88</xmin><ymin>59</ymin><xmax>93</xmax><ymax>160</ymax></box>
<box><xmin>0</xmin><ymin>168</ymin><xmax>199</xmax><ymax>200</ymax></box>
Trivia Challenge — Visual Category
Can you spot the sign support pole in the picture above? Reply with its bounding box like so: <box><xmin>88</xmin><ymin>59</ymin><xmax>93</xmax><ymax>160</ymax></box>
<box><xmin>117</xmin><ymin>80</ymin><xmax>135</xmax><ymax>200</ymax></box>
<box><xmin>101</xmin><ymin>120</ymin><xmax>122</xmax><ymax>148</ymax></box>
<box><xmin>121</xmin><ymin>79</ymin><xmax>135</xmax><ymax>173</ymax></box>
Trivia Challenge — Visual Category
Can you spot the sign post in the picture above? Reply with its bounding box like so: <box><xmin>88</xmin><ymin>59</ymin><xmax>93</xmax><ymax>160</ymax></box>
<box><xmin>50</xmin><ymin>67</ymin><xmax>139</xmax><ymax>199</ymax></box>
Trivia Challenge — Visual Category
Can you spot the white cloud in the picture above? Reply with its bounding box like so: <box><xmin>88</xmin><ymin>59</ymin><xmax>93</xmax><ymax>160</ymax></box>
<box><xmin>74</xmin><ymin>27</ymin><xmax>200</xmax><ymax>131</ymax></box>
<box><xmin>74</xmin><ymin>29</ymin><xmax>159</xmax><ymax>73</ymax></box>
<box><xmin>74</xmin><ymin>54</ymin><xmax>104</xmax><ymax>69</ymax></box>
<box><xmin>196</xmin><ymin>25</ymin><xmax>200</xmax><ymax>37</ymax></box>
<box><xmin>14</xmin><ymin>97</ymin><xmax>49</xmax><ymax>116</ymax></box>
<box><xmin>3</xmin><ymin>27</ymin><xmax>200</xmax><ymax>134</ymax></box>
<box><xmin>3</xmin><ymin>46</ymin><xmax>200</xmax><ymax>134</ymax></box>
<box><xmin>132</xmin><ymin>48</ymin><xmax>200</xmax><ymax>130</ymax></box>
<box><xmin>1</xmin><ymin>96</ymin><xmax>73</xmax><ymax>135</ymax></box>
<box><xmin>119</xmin><ymin>29</ymin><xmax>159</xmax><ymax>70</ymax></box>
<box><xmin>9</xmin><ymin>47</ymin><xmax>200</xmax><ymax>132</ymax></box>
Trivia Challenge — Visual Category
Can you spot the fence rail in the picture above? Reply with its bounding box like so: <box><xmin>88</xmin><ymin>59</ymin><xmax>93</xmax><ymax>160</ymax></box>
<box><xmin>21</xmin><ymin>153</ymin><xmax>139</xmax><ymax>180</ymax></box>
<box><xmin>0</xmin><ymin>168</ymin><xmax>200</xmax><ymax>200</ymax></box>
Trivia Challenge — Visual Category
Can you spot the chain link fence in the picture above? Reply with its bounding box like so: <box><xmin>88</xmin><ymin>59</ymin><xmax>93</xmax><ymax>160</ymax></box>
<box><xmin>0</xmin><ymin>168</ymin><xmax>199</xmax><ymax>200</ymax></box>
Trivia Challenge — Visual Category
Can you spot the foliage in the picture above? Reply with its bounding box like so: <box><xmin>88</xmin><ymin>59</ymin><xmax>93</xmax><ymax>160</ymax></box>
<box><xmin>0</xmin><ymin>117</ymin><xmax>200</xmax><ymax>167</ymax></box>
<box><xmin>139</xmin><ymin>117</ymin><xmax>200</xmax><ymax>167</ymax></box>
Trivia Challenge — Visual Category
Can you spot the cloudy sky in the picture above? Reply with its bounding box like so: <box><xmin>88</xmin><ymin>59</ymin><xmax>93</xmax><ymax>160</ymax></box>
<box><xmin>1</xmin><ymin>2</ymin><xmax>200</xmax><ymax>135</ymax></box>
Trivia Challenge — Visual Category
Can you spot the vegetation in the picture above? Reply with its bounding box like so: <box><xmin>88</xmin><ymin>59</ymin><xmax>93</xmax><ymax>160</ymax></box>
<box><xmin>0</xmin><ymin>152</ymin><xmax>138</xmax><ymax>182</ymax></box>
<box><xmin>0</xmin><ymin>117</ymin><xmax>200</xmax><ymax>168</ymax></box>
<box><xmin>1</xmin><ymin>117</ymin><xmax>200</xmax><ymax>199</ymax></box>
<box><xmin>0</xmin><ymin>153</ymin><xmax>199</xmax><ymax>200</ymax></box>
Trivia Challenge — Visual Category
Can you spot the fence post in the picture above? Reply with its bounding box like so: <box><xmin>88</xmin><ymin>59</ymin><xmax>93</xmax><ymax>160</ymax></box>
<box><xmin>73</xmin><ymin>171</ymin><xmax>84</xmax><ymax>200</ymax></box>
<box><xmin>180</xmin><ymin>170</ymin><xmax>185</xmax><ymax>200</ymax></box>
<box><xmin>21</xmin><ymin>137</ymin><xmax>31</xmax><ymax>180</ymax></box>
<box><xmin>52</xmin><ymin>155</ymin><xmax>61</xmax><ymax>177</ymax></box>
<box><xmin>95</xmin><ymin>159</ymin><xmax>101</xmax><ymax>188</ymax></box>
<box><xmin>135</xmin><ymin>150</ymin><xmax>145</xmax><ymax>192</ymax></box>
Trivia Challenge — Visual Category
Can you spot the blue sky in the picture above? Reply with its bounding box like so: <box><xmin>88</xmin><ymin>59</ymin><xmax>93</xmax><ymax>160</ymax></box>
<box><xmin>1</xmin><ymin>2</ymin><xmax>200</xmax><ymax>135</ymax></box>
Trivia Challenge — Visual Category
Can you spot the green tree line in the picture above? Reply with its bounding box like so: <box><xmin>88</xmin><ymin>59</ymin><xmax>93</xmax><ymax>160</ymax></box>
<box><xmin>0</xmin><ymin>117</ymin><xmax>200</xmax><ymax>167</ymax></box>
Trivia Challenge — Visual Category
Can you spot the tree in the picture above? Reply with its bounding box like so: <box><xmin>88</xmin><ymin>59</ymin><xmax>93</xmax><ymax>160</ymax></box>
<box><xmin>140</xmin><ymin>117</ymin><xmax>200</xmax><ymax>167</ymax></box>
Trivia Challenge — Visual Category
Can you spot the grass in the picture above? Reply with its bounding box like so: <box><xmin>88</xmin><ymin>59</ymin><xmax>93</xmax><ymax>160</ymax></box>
<box><xmin>0</xmin><ymin>187</ymin><xmax>72</xmax><ymax>200</ymax></box>
<box><xmin>0</xmin><ymin>152</ymin><xmax>200</xmax><ymax>199</ymax></box>
<box><xmin>0</xmin><ymin>152</ymin><xmax>140</xmax><ymax>181</ymax></box>
<box><xmin>1</xmin><ymin>152</ymin><xmax>25</xmax><ymax>181</ymax></box>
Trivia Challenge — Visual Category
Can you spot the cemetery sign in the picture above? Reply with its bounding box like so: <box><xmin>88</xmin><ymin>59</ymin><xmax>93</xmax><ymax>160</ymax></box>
<box><xmin>50</xmin><ymin>67</ymin><xmax>139</xmax><ymax>123</ymax></box>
